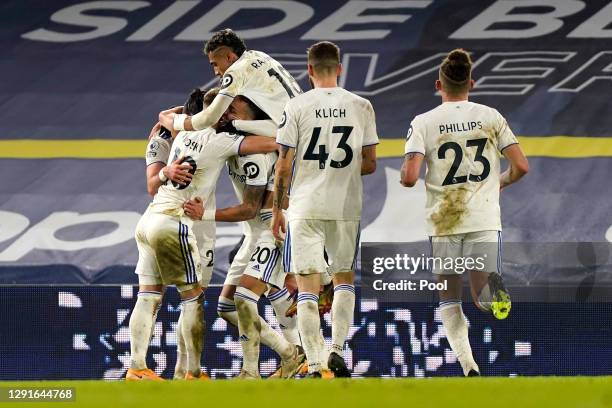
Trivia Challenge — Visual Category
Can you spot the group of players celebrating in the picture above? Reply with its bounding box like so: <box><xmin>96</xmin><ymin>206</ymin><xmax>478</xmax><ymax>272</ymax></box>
<box><xmin>126</xmin><ymin>28</ymin><xmax>528</xmax><ymax>381</ymax></box>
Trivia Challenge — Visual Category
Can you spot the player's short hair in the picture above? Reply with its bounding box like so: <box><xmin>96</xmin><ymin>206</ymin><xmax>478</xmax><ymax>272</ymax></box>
<box><xmin>235</xmin><ymin>95</ymin><xmax>269</xmax><ymax>121</ymax></box>
<box><xmin>307</xmin><ymin>41</ymin><xmax>340</xmax><ymax>75</ymax></box>
<box><xmin>183</xmin><ymin>88</ymin><xmax>206</xmax><ymax>115</ymax></box>
<box><xmin>204</xmin><ymin>29</ymin><xmax>246</xmax><ymax>57</ymax></box>
<box><xmin>203</xmin><ymin>87</ymin><xmax>219</xmax><ymax>107</ymax></box>
<box><xmin>439</xmin><ymin>49</ymin><xmax>472</xmax><ymax>95</ymax></box>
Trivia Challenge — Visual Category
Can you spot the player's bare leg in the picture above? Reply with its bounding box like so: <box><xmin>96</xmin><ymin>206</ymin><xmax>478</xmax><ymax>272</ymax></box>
<box><xmin>328</xmin><ymin>271</ymin><xmax>354</xmax><ymax>378</ymax></box>
<box><xmin>296</xmin><ymin>272</ymin><xmax>324</xmax><ymax>376</ymax></box>
<box><xmin>438</xmin><ymin>274</ymin><xmax>479</xmax><ymax>376</ymax></box>
<box><xmin>127</xmin><ymin>283</ymin><xmax>164</xmax><ymax>381</ymax></box>
<box><xmin>235</xmin><ymin>275</ymin><xmax>304</xmax><ymax>379</ymax></box>
<box><xmin>177</xmin><ymin>284</ymin><xmax>207</xmax><ymax>380</ymax></box>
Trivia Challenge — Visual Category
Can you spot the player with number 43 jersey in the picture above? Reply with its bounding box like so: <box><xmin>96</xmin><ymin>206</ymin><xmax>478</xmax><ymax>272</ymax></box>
<box><xmin>272</xmin><ymin>41</ymin><xmax>378</xmax><ymax>379</ymax></box>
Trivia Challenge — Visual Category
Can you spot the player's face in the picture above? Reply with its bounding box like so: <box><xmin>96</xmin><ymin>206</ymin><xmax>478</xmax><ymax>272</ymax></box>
<box><xmin>227</xmin><ymin>98</ymin><xmax>252</xmax><ymax>121</ymax></box>
<box><xmin>208</xmin><ymin>50</ymin><xmax>232</xmax><ymax>77</ymax></box>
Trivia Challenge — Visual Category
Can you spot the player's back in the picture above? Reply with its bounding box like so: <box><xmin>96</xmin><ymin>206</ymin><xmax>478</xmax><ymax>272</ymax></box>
<box><xmin>406</xmin><ymin>101</ymin><xmax>518</xmax><ymax>235</ymax></box>
<box><xmin>278</xmin><ymin>87</ymin><xmax>378</xmax><ymax>221</ymax></box>
<box><xmin>220</xmin><ymin>50</ymin><xmax>301</xmax><ymax>124</ymax></box>
<box><xmin>149</xmin><ymin>128</ymin><xmax>243</xmax><ymax>219</ymax></box>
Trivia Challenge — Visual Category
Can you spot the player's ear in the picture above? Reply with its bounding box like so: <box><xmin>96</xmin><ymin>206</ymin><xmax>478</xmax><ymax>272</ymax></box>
<box><xmin>336</xmin><ymin>63</ymin><xmax>343</xmax><ymax>78</ymax></box>
<box><xmin>435</xmin><ymin>79</ymin><xmax>442</xmax><ymax>91</ymax></box>
<box><xmin>469</xmin><ymin>79</ymin><xmax>475</xmax><ymax>90</ymax></box>
<box><xmin>307</xmin><ymin>64</ymin><xmax>314</xmax><ymax>77</ymax></box>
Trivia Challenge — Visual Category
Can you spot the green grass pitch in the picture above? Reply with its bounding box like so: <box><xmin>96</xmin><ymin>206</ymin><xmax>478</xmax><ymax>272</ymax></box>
<box><xmin>2</xmin><ymin>377</ymin><xmax>612</xmax><ymax>408</ymax></box>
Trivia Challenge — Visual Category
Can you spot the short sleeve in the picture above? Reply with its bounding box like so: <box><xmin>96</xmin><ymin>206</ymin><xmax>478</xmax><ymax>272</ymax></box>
<box><xmin>276</xmin><ymin>103</ymin><xmax>298</xmax><ymax>148</ymax></box>
<box><xmin>218</xmin><ymin>67</ymin><xmax>244</xmax><ymax>98</ymax></box>
<box><xmin>238</xmin><ymin>154</ymin><xmax>269</xmax><ymax>187</ymax></box>
<box><xmin>145</xmin><ymin>136</ymin><xmax>171</xmax><ymax>166</ymax></box>
<box><xmin>495</xmin><ymin>110</ymin><xmax>519</xmax><ymax>152</ymax></box>
<box><xmin>217</xmin><ymin>132</ymin><xmax>245</xmax><ymax>159</ymax></box>
<box><xmin>404</xmin><ymin>117</ymin><xmax>426</xmax><ymax>155</ymax></box>
<box><xmin>363</xmin><ymin>101</ymin><xmax>379</xmax><ymax>147</ymax></box>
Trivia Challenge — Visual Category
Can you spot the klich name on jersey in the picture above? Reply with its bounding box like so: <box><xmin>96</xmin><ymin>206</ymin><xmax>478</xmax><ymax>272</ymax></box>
<box><xmin>316</xmin><ymin>108</ymin><xmax>346</xmax><ymax>119</ymax></box>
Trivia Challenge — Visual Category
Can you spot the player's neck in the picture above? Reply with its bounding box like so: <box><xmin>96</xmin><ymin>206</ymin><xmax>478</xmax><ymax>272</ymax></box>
<box><xmin>441</xmin><ymin>93</ymin><xmax>469</xmax><ymax>103</ymax></box>
<box><xmin>312</xmin><ymin>76</ymin><xmax>338</xmax><ymax>88</ymax></box>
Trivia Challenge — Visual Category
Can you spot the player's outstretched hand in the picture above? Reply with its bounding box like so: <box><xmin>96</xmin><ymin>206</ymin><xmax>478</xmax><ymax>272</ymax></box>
<box><xmin>159</xmin><ymin>106</ymin><xmax>183</xmax><ymax>131</ymax></box>
<box><xmin>164</xmin><ymin>156</ymin><xmax>193</xmax><ymax>185</ymax></box>
<box><xmin>271</xmin><ymin>208</ymin><xmax>286</xmax><ymax>241</ymax></box>
<box><xmin>183</xmin><ymin>197</ymin><xmax>204</xmax><ymax>220</ymax></box>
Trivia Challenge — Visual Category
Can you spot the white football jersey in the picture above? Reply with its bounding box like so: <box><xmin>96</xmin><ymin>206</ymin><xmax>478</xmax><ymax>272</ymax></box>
<box><xmin>219</xmin><ymin>50</ymin><xmax>302</xmax><ymax>125</ymax></box>
<box><xmin>149</xmin><ymin>129</ymin><xmax>243</xmax><ymax>224</ymax></box>
<box><xmin>145</xmin><ymin>129</ymin><xmax>172</xmax><ymax>166</ymax></box>
<box><xmin>226</xmin><ymin>151</ymin><xmax>277</xmax><ymax>235</ymax></box>
<box><xmin>404</xmin><ymin>101</ymin><xmax>519</xmax><ymax>236</ymax></box>
<box><xmin>277</xmin><ymin>87</ymin><xmax>379</xmax><ymax>221</ymax></box>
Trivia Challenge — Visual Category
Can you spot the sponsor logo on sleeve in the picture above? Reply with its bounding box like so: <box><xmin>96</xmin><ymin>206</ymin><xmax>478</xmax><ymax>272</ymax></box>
<box><xmin>221</xmin><ymin>74</ymin><xmax>233</xmax><ymax>89</ymax></box>
<box><xmin>278</xmin><ymin>111</ymin><xmax>287</xmax><ymax>129</ymax></box>
<box><xmin>243</xmin><ymin>162</ymin><xmax>260</xmax><ymax>179</ymax></box>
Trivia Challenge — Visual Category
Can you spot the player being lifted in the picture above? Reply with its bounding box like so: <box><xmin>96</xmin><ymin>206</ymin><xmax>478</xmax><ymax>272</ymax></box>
<box><xmin>183</xmin><ymin>94</ymin><xmax>305</xmax><ymax>379</ymax></box>
<box><xmin>158</xmin><ymin>28</ymin><xmax>299</xmax><ymax>138</ymax></box>
<box><xmin>128</xmin><ymin>88</ymin><xmax>277</xmax><ymax>381</ymax></box>
<box><xmin>272</xmin><ymin>41</ymin><xmax>378</xmax><ymax>378</ymax></box>
<box><xmin>401</xmin><ymin>49</ymin><xmax>529</xmax><ymax>376</ymax></box>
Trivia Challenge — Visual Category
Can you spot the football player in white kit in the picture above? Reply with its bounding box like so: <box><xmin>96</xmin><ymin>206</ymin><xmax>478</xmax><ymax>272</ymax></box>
<box><xmin>272</xmin><ymin>41</ymin><xmax>378</xmax><ymax>378</ymax></box>
<box><xmin>127</xmin><ymin>88</ymin><xmax>277</xmax><ymax>381</ymax></box>
<box><xmin>158</xmin><ymin>28</ymin><xmax>299</xmax><ymax>138</ymax></box>
<box><xmin>183</xmin><ymin>95</ymin><xmax>305</xmax><ymax>379</ymax></box>
<box><xmin>401</xmin><ymin>49</ymin><xmax>529</xmax><ymax>376</ymax></box>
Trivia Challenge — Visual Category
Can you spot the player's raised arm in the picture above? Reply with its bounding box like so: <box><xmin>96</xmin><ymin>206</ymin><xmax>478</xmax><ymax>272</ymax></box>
<box><xmin>238</xmin><ymin>136</ymin><xmax>278</xmax><ymax>155</ymax></box>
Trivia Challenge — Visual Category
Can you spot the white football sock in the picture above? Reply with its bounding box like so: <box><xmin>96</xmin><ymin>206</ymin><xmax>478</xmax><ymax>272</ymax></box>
<box><xmin>267</xmin><ymin>287</ymin><xmax>300</xmax><ymax>345</ymax></box>
<box><xmin>297</xmin><ymin>292</ymin><xmax>322</xmax><ymax>373</ymax></box>
<box><xmin>318</xmin><ymin>331</ymin><xmax>329</xmax><ymax>370</ymax></box>
<box><xmin>218</xmin><ymin>295</ymin><xmax>292</xmax><ymax>359</ymax></box>
<box><xmin>440</xmin><ymin>301</ymin><xmax>479</xmax><ymax>376</ymax></box>
<box><xmin>235</xmin><ymin>287</ymin><xmax>263</xmax><ymax>375</ymax></box>
<box><xmin>330</xmin><ymin>284</ymin><xmax>355</xmax><ymax>355</ymax></box>
<box><xmin>180</xmin><ymin>293</ymin><xmax>205</xmax><ymax>376</ymax></box>
<box><xmin>129</xmin><ymin>291</ymin><xmax>162</xmax><ymax>370</ymax></box>
<box><xmin>173</xmin><ymin>312</ymin><xmax>187</xmax><ymax>379</ymax></box>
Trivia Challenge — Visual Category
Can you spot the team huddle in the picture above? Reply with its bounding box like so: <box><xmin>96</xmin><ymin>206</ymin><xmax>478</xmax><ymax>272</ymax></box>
<box><xmin>127</xmin><ymin>29</ymin><xmax>528</xmax><ymax>380</ymax></box>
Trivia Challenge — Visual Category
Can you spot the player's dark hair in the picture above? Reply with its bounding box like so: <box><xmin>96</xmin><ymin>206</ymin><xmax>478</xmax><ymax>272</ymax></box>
<box><xmin>439</xmin><ymin>49</ymin><xmax>472</xmax><ymax>95</ymax></box>
<box><xmin>183</xmin><ymin>88</ymin><xmax>205</xmax><ymax>115</ymax></box>
<box><xmin>204</xmin><ymin>29</ymin><xmax>246</xmax><ymax>57</ymax></box>
<box><xmin>235</xmin><ymin>95</ymin><xmax>270</xmax><ymax>121</ymax></box>
<box><xmin>307</xmin><ymin>41</ymin><xmax>340</xmax><ymax>75</ymax></box>
<box><xmin>203</xmin><ymin>87</ymin><xmax>220</xmax><ymax>107</ymax></box>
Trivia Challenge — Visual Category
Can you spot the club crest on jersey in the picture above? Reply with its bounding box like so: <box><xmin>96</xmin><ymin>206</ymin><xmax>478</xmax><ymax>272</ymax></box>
<box><xmin>243</xmin><ymin>162</ymin><xmax>260</xmax><ymax>179</ymax></box>
<box><xmin>221</xmin><ymin>74</ymin><xmax>233</xmax><ymax>89</ymax></box>
<box><xmin>278</xmin><ymin>111</ymin><xmax>287</xmax><ymax>129</ymax></box>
